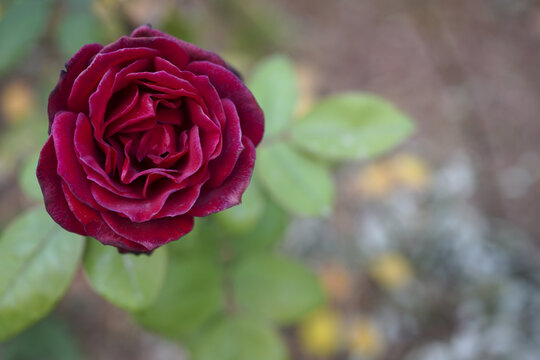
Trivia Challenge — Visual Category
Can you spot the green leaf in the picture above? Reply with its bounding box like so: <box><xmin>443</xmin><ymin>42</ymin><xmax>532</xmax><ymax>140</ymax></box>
<box><xmin>56</xmin><ymin>12</ymin><xmax>103</xmax><ymax>58</ymax></box>
<box><xmin>0</xmin><ymin>0</ymin><xmax>55</xmax><ymax>74</ymax></box>
<box><xmin>0</xmin><ymin>206</ymin><xmax>85</xmax><ymax>341</ymax></box>
<box><xmin>134</xmin><ymin>257</ymin><xmax>225</xmax><ymax>340</ymax></box>
<box><xmin>165</xmin><ymin>218</ymin><xmax>221</xmax><ymax>260</ymax></box>
<box><xmin>191</xmin><ymin>314</ymin><xmax>287</xmax><ymax>360</ymax></box>
<box><xmin>290</xmin><ymin>93</ymin><xmax>415</xmax><ymax>161</ymax></box>
<box><xmin>18</xmin><ymin>151</ymin><xmax>42</xmax><ymax>202</ymax></box>
<box><xmin>0</xmin><ymin>316</ymin><xmax>83</xmax><ymax>360</ymax></box>
<box><xmin>232</xmin><ymin>253</ymin><xmax>325</xmax><ymax>325</ymax></box>
<box><xmin>248</xmin><ymin>55</ymin><xmax>298</xmax><ymax>137</ymax></box>
<box><xmin>214</xmin><ymin>181</ymin><xmax>265</xmax><ymax>235</ymax></box>
<box><xmin>83</xmin><ymin>240</ymin><xmax>167</xmax><ymax>312</ymax></box>
<box><xmin>227</xmin><ymin>199</ymin><xmax>289</xmax><ymax>257</ymax></box>
<box><xmin>257</xmin><ymin>143</ymin><xmax>334</xmax><ymax>216</ymax></box>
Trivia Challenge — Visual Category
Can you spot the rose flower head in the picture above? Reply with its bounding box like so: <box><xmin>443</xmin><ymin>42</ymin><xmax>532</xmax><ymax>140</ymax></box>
<box><xmin>37</xmin><ymin>25</ymin><xmax>264</xmax><ymax>253</ymax></box>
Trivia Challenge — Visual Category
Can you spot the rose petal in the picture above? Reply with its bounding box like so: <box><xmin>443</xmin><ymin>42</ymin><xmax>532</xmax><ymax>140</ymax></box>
<box><xmin>154</xmin><ymin>180</ymin><xmax>207</xmax><ymax>218</ymax></box>
<box><xmin>136</xmin><ymin>124</ymin><xmax>176</xmax><ymax>160</ymax></box>
<box><xmin>52</xmin><ymin>111</ymin><xmax>101</xmax><ymax>208</ymax></box>
<box><xmin>186</xmin><ymin>99</ymin><xmax>221</xmax><ymax>161</ymax></box>
<box><xmin>191</xmin><ymin>74</ymin><xmax>226</xmax><ymax>128</ymax></box>
<box><xmin>104</xmin><ymin>85</ymin><xmax>140</xmax><ymax>129</ymax></box>
<box><xmin>48</xmin><ymin>43</ymin><xmax>103</xmax><ymax>131</ymax></box>
<box><xmin>102</xmin><ymin>212</ymin><xmax>194</xmax><ymax>251</ymax></box>
<box><xmin>188</xmin><ymin>136</ymin><xmax>255</xmax><ymax>216</ymax></box>
<box><xmin>105</xmin><ymin>93</ymin><xmax>156</xmax><ymax>137</ymax></box>
<box><xmin>206</xmin><ymin>98</ymin><xmax>243</xmax><ymax>188</ymax></box>
<box><xmin>155</xmin><ymin>103</ymin><xmax>184</xmax><ymax>126</ymax></box>
<box><xmin>126</xmin><ymin>71</ymin><xmax>198</xmax><ymax>94</ymax></box>
<box><xmin>153</xmin><ymin>56</ymin><xmax>183</xmax><ymax>77</ymax></box>
<box><xmin>36</xmin><ymin>137</ymin><xmax>86</xmax><ymax>235</ymax></box>
<box><xmin>74</xmin><ymin>114</ymin><xmax>144</xmax><ymax>199</ymax></box>
<box><xmin>131</xmin><ymin>25</ymin><xmax>227</xmax><ymax>68</ymax></box>
<box><xmin>111</xmin><ymin>58</ymin><xmax>153</xmax><ymax>92</ymax></box>
<box><xmin>187</xmin><ymin>61</ymin><xmax>264</xmax><ymax>146</ymax></box>
<box><xmin>90</xmin><ymin>179</ymin><xmax>184</xmax><ymax>222</ymax></box>
<box><xmin>89</xmin><ymin>65</ymin><xmax>118</xmax><ymax>139</ymax></box>
<box><xmin>101</xmin><ymin>35</ymin><xmax>189</xmax><ymax>70</ymax></box>
<box><xmin>68</xmin><ymin>47</ymin><xmax>160</xmax><ymax>112</ymax></box>
<box><xmin>176</xmin><ymin>125</ymin><xmax>204</xmax><ymax>181</ymax></box>
<box><xmin>62</xmin><ymin>183</ymin><xmax>149</xmax><ymax>252</ymax></box>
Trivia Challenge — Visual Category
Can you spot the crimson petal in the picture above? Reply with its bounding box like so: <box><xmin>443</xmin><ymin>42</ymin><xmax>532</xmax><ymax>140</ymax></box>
<box><xmin>68</xmin><ymin>47</ymin><xmax>160</xmax><ymax>112</ymax></box>
<box><xmin>52</xmin><ymin>112</ymin><xmax>101</xmax><ymax>208</ymax></box>
<box><xmin>131</xmin><ymin>25</ymin><xmax>227</xmax><ymax>68</ymax></box>
<box><xmin>74</xmin><ymin>114</ymin><xmax>144</xmax><ymax>199</ymax></box>
<box><xmin>187</xmin><ymin>61</ymin><xmax>264</xmax><ymax>146</ymax></box>
<box><xmin>188</xmin><ymin>136</ymin><xmax>255</xmax><ymax>216</ymax></box>
<box><xmin>102</xmin><ymin>212</ymin><xmax>194</xmax><ymax>251</ymax></box>
<box><xmin>90</xmin><ymin>180</ymin><xmax>184</xmax><ymax>222</ymax></box>
<box><xmin>207</xmin><ymin>99</ymin><xmax>243</xmax><ymax>188</ymax></box>
<box><xmin>48</xmin><ymin>43</ymin><xmax>103</xmax><ymax>131</ymax></box>
<box><xmin>62</xmin><ymin>183</ymin><xmax>149</xmax><ymax>252</ymax></box>
<box><xmin>36</xmin><ymin>137</ymin><xmax>86</xmax><ymax>235</ymax></box>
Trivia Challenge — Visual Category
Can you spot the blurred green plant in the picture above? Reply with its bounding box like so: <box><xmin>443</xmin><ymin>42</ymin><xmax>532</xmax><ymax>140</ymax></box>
<box><xmin>0</xmin><ymin>0</ymin><xmax>55</xmax><ymax>75</ymax></box>
<box><xmin>0</xmin><ymin>1</ymin><xmax>414</xmax><ymax>358</ymax></box>
<box><xmin>0</xmin><ymin>315</ymin><xmax>83</xmax><ymax>360</ymax></box>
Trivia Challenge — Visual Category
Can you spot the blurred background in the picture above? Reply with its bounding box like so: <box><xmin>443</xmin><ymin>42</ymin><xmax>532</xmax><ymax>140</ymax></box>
<box><xmin>1</xmin><ymin>0</ymin><xmax>540</xmax><ymax>359</ymax></box>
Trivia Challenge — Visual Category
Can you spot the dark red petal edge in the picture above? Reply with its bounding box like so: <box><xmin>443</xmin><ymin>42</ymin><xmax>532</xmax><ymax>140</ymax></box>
<box><xmin>187</xmin><ymin>61</ymin><xmax>265</xmax><ymax>146</ymax></box>
<box><xmin>48</xmin><ymin>43</ymin><xmax>103</xmax><ymax>132</ymax></box>
<box><xmin>36</xmin><ymin>137</ymin><xmax>86</xmax><ymax>235</ymax></box>
<box><xmin>188</xmin><ymin>136</ymin><xmax>256</xmax><ymax>217</ymax></box>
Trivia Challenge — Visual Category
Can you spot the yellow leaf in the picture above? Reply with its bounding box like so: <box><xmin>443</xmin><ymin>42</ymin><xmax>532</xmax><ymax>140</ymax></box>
<box><xmin>369</xmin><ymin>252</ymin><xmax>413</xmax><ymax>290</ymax></box>
<box><xmin>347</xmin><ymin>318</ymin><xmax>385</xmax><ymax>357</ymax></box>
<box><xmin>298</xmin><ymin>308</ymin><xmax>341</xmax><ymax>358</ymax></box>
<box><xmin>1</xmin><ymin>80</ymin><xmax>35</xmax><ymax>125</ymax></box>
<box><xmin>352</xmin><ymin>163</ymin><xmax>394</xmax><ymax>198</ymax></box>
<box><xmin>388</xmin><ymin>153</ymin><xmax>430</xmax><ymax>190</ymax></box>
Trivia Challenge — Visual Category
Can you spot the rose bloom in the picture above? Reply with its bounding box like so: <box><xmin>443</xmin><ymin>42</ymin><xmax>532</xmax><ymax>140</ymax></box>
<box><xmin>37</xmin><ymin>25</ymin><xmax>264</xmax><ymax>253</ymax></box>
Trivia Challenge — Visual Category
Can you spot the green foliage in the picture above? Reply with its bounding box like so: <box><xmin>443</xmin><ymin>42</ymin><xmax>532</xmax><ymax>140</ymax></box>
<box><xmin>18</xmin><ymin>151</ymin><xmax>42</xmax><ymax>202</ymax></box>
<box><xmin>134</xmin><ymin>257</ymin><xmax>225</xmax><ymax>340</ymax></box>
<box><xmin>191</xmin><ymin>314</ymin><xmax>288</xmax><ymax>360</ymax></box>
<box><xmin>257</xmin><ymin>143</ymin><xmax>335</xmax><ymax>216</ymax></box>
<box><xmin>227</xmin><ymin>198</ymin><xmax>289</xmax><ymax>257</ymax></box>
<box><xmin>83</xmin><ymin>240</ymin><xmax>168</xmax><ymax>312</ymax></box>
<box><xmin>0</xmin><ymin>316</ymin><xmax>83</xmax><ymax>360</ymax></box>
<box><xmin>161</xmin><ymin>9</ymin><xmax>196</xmax><ymax>44</ymax></box>
<box><xmin>290</xmin><ymin>93</ymin><xmax>415</xmax><ymax>161</ymax></box>
<box><xmin>232</xmin><ymin>253</ymin><xmax>325</xmax><ymax>325</ymax></box>
<box><xmin>166</xmin><ymin>219</ymin><xmax>221</xmax><ymax>260</ymax></box>
<box><xmin>248</xmin><ymin>55</ymin><xmax>298</xmax><ymax>137</ymax></box>
<box><xmin>56</xmin><ymin>12</ymin><xmax>104</xmax><ymax>58</ymax></box>
<box><xmin>0</xmin><ymin>206</ymin><xmax>85</xmax><ymax>341</ymax></box>
<box><xmin>215</xmin><ymin>181</ymin><xmax>265</xmax><ymax>235</ymax></box>
<box><xmin>0</xmin><ymin>0</ymin><xmax>55</xmax><ymax>75</ymax></box>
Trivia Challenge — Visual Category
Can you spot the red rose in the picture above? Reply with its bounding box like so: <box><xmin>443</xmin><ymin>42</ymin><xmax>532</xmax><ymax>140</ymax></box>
<box><xmin>37</xmin><ymin>25</ymin><xmax>264</xmax><ymax>253</ymax></box>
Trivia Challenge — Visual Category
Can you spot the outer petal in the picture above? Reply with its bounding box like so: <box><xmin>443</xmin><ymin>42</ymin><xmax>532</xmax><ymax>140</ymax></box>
<box><xmin>48</xmin><ymin>43</ymin><xmax>103</xmax><ymax>131</ymax></box>
<box><xmin>187</xmin><ymin>61</ymin><xmax>264</xmax><ymax>146</ymax></box>
<box><xmin>206</xmin><ymin>98</ymin><xmax>243</xmax><ymax>188</ymax></box>
<box><xmin>188</xmin><ymin>136</ymin><xmax>256</xmax><ymax>216</ymax></box>
<box><xmin>131</xmin><ymin>25</ymin><xmax>227</xmax><ymax>68</ymax></box>
<box><xmin>52</xmin><ymin>112</ymin><xmax>100</xmax><ymax>209</ymax></box>
<box><xmin>36</xmin><ymin>137</ymin><xmax>86</xmax><ymax>235</ymax></box>
<box><xmin>62</xmin><ymin>183</ymin><xmax>149</xmax><ymax>252</ymax></box>
<box><xmin>101</xmin><ymin>212</ymin><xmax>194</xmax><ymax>251</ymax></box>
<box><xmin>101</xmin><ymin>35</ymin><xmax>189</xmax><ymax>70</ymax></box>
